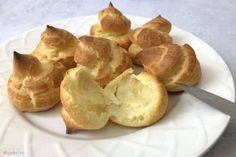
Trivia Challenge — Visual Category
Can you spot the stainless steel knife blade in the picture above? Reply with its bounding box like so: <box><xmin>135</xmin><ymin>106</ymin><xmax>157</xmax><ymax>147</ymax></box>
<box><xmin>177</xmin><ymin>83</ymin><xmax>236</xmax><ymax>119</ymax></box>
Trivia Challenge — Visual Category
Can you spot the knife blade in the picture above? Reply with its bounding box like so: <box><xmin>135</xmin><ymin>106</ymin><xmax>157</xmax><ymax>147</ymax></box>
<box><xmin>177</xmin><ymin>83</ymin><xmax>236</xmax><ymax>119</ymax></box>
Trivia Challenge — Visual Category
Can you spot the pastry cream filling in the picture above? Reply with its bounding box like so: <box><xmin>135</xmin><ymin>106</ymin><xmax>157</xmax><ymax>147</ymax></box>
<box><xmin>61</xmin><ymin>67</ymin><xmax>165</xmax><ymax>129</ymax></box>
<box><xmin>108</xmin><ymin>73</ymin><xmax>158</xmax><ymax>122</ymax></box>
<box><xmin>66</xmin><ymin>68</ymin><xmax>109</xmax><ymax>123</ymax></box>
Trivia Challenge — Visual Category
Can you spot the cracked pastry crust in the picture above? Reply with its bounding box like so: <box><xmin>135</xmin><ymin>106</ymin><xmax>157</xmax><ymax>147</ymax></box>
<box><xmin>135</xmin><ymin>44</ymin><xmax>202</xmax><ymax>92</ymax></box>
<box><xmin>128</xmin><ymin>15</ymin><xmax>173</xmax><ymax>65</ymax></box>
<box><xmin>90</xmin><ymin>2</ymin><xmax>131</xmax><ymax>49</ymax></box>
<box><xmin>74</xmin><ymin>35</ymin><xmax>132</xmax><ymax>87</ymax></box>
<box><xmin>32</xmin><ymin>25</ymin><xmax>78</xmax><ymax>69</ymax></box>
<box><xmin>8</xmin><ymin>51</ymin><xmax>66</xmax><ymax>112</ymax></box>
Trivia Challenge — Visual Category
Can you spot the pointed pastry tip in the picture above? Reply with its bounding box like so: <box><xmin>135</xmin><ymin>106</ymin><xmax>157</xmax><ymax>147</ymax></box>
<box><xmin>13</xmin><ymin>51</ymin><xmax>28</xmax><ymax>62</ymax></box>
<box><xmin>42</xmin><ymin>24</ymin><xmax>73</xmax><ymax>47</ymax></box>
<box><xmin>13</xmin><ymin>51</ymin><xmax>19</xmax><ymax>56</ymax></box>
<box><xmin>46</xmin><ymin>25</ymin><xmax>51</xmax><ymax>28</ymax></box>
<box><xmin>66</xmin><ymin>127</ymin><xmax>73</xmax><ymax>134</ymax></box>
<box><xmin>13</xmin><ymin>51</ymin><xmax>41</xmax><ymax>77</ymax></box>
<box><xmin>153</xmin><ymin>15</ymin><xmax>163</xmax><ymax>20</ymax></box>
<box><xmin>109</xmin><ymin>1</ymin><xmax>114</xmax><ymax>7</ymax></box>
<box><xmin>65</xmin><ymin>121</ymin><xmax>79</xmax><ymax>134</ymax></box>
<box><xmin>13</xmin><ymin>51</ymin><xmax>21</xmax><ymax>59</ymax></box>
<box><xmin>46</xmin><ymin>25</ymin><xmax>56</xmax><ymax>30</ymax></box>
<box><xmin>13</xmin><ymin>51</ymin><xmax>24</xmax><ymax>59</ymax></box>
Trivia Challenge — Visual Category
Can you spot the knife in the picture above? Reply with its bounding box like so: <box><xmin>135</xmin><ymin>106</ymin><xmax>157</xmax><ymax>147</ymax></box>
<box><xmin>177</xmin><ymin>83</ymin><xmax>236</xmax><ymax>119</ymax></box>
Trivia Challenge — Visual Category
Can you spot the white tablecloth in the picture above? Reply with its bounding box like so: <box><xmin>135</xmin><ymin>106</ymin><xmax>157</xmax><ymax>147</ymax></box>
<box><xmin>0</xmin><ymin>0</ymin><xmax>235</xmax><ymax>156</ymax></box>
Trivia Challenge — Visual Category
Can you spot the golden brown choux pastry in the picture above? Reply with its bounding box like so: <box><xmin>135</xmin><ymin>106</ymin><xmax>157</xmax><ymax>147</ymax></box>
<box><xmin>90</xmin><ymin>2</ymin><xmax>131</xmax><ymax>49</ymax></box>
<box><xmin>142</xmin><ymin>15</ymin><xmax>172</xmax><ymax>33</ymax></box>
<box><xmin>128</xmin><ymin>15</ymin><xmax>172</xmax><ymax>65</ymax></box>
<box><xmin>32</xmin><ymin>25</ymin><xmax>78</xmax><ymax>69</ymax></box>
<box><xmin>135</xmin><ymin>44</ymin><xmax>201</xmax><ymax>92</ymax></box>
<box><xmin>74</xmin><ymin>35</ymin><xmax>132</xmax><ymax>87</ymax></box>
<box><xmin>8</xmin><ymin>51</ymin><xmax>66</xmax><ymax>112</ymax></box>
<box><xmin>60</xmin><ymin>67</ymin><xmax>168</xmax><ymax>133</ymax></box>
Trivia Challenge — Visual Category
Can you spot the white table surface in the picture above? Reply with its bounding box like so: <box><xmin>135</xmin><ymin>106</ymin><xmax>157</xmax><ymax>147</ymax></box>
<box><xmin>0</xmin><ymin>0</ymin><xmax>235</xmax><ymax>156</ymax></box>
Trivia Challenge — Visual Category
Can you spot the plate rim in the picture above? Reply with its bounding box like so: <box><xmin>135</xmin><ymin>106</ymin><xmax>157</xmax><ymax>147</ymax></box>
<box><xmin>0</xmin><ymin>15</ymin><xmax>235</xmax><ymax>157</ymax></box>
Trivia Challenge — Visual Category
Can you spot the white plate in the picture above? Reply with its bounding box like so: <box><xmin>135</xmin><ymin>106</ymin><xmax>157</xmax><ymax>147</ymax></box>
<box><xmin>0</xmin><ymin>15</ymin><xmax>234</xmax><ymax>157</ymax></box>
